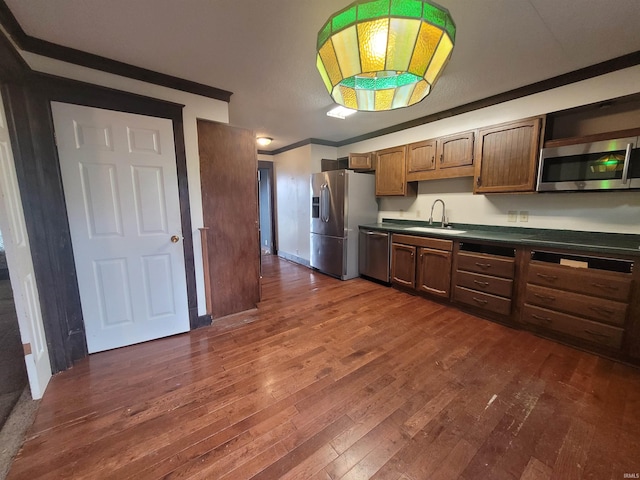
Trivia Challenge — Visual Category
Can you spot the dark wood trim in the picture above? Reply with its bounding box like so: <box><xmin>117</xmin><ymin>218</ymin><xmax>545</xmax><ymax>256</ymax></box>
<box><xmin>199</xmin><ymin>227</ymin><xmax>213</xmax><ymax>315</ymax></box>
<box><xmin>195</xmin><ymin>314</ymin><xmax>212</xmax><ymax>328</ymax></box>
<box><xmin>0</xmin><ymin>0</ymin><xmax>232</xmax><ymax>103</ymax></box>
<box><xmin>171</xmin><ymin>115</ymin><xmax>200</xmax><ymax>330</ymax></box>
<box><xmin>2</xmin><ymin>82</ymin><xmax>85</xmax><ymax>371</ymax></box>
<box><xmin>258</xmin><ymin>160</ymin><xmax>277</xmax><ymax>255</ymax></box>
<box><xmin>0</xmin><ymin>27</ymin><xmax>28</xmax><ymax>82</ymax></box>
<box><xmin>265</xmin><ymin>138</ymin><xmax>340</xmax><ymax>156</ymax></box>
<box><xmin>1</xmin><ymin>72</ymin><xmax>201</xmax><ymax>371</ymax></box>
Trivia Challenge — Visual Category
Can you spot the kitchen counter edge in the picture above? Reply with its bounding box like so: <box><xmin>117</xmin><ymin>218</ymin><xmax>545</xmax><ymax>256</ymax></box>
<box><xmin>359</xmin><ymin>222</ymin><xmax>640</xmax><ymax>258</ymax></box>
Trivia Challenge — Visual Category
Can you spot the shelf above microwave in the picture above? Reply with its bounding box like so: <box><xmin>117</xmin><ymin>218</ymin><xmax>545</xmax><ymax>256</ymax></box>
<box><xmin>543</xmin><ymin>127</ymin><xmax>640</xmax><ymax>149</ymax></box>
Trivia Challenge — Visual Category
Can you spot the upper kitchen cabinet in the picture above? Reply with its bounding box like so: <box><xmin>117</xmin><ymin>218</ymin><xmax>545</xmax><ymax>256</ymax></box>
<box><xmin>406</xmin><ymin>139</ymin><xmax>437</xmax><ymax>174</ymax></box>
<box><xmin>375</xmin><ymin>145</ymin><xmax>416</xmax><ymax>196</ymax></box>
<box><xmin>348</xmin><ymin>152</ymin><xmax>374</xmax><ymax>171</ymax></box>
<box><xmin>406</xmin><ymin>131</ymin><xmax>475</xmax><ymax>182</ymax></box>
<box><xmin>474</xmin><ymin>117</ymin><xmax>544</xmax><ymax>194</ymax></box>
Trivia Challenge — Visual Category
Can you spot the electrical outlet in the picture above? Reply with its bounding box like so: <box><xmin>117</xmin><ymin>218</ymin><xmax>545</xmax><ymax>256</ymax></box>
<box><xmin>399</xmin><ymin>209</ymin><xmax>404</xmax><ymax>218</ymax></box>
<box><xmin>416</xmin><ymin>210</ymin><xmax>421</xmax><ymax>218</ymax></box>
<box><xmin>508</xmin><ymin>211</ymin><xmax>517</xmax><ymax>222</ymax></box>
<box><xmin>519</xmin><ymin>211</ymin><xmax>529</xmax><ymax>222</ymax></box>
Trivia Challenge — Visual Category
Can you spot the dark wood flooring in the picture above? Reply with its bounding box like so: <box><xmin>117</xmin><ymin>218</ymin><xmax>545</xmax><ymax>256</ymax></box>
<box><xmin>7</xmin><ymin>256</ymin><xmax>640</xmax><ymax>479</ymax></box>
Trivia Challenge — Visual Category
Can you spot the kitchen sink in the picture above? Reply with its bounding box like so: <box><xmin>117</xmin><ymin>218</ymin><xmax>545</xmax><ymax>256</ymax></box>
<box><xmin>404</xmin><ymin>226</ymin><xmax>467</xmax><ymax>235</ymax></box>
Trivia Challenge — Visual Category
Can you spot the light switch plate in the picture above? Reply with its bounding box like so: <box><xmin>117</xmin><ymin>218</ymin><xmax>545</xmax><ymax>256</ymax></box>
<box><xmin>508</xmin><ymin>211</ymin><xmax>517</xmax><ymax>222</ymax></box>
<box><xmin>519</xmin><ymin>211</ymin><xmax>529</xmax><ymax>222</ymax></box>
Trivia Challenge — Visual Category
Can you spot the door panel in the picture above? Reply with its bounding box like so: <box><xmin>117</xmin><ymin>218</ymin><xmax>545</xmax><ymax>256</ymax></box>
<box><xmin>0</xmin><ymin>92</ymin><xmax>51</xmax><ymax>398</ymax></box>
<box><xmin>417</xmin><ymin>247</ymin><xmax>452</xmax><ymax>298</ymax></box>
<box><xmin>52</xmin><ymin>102</ymin><xmax>189</xmax><ymax>354</ymax></box>
<box><xmin>311</xmin><ymin>171</ymin><xmax>345</xmax><ymax>237</ymax></box>
<box><xmin>311</xmin><ymin>233</ymin><xmax>345</xmax><ymax>278</ymax></box>
<box><xmin>391</xmin><ymin>243</ymin><xmax>416</xmax><ymax>288</ymax></box>
<box><xmin>197</xmin><ymin>120</ymin><xmax>260</xmax><ymax>319</ymax></box>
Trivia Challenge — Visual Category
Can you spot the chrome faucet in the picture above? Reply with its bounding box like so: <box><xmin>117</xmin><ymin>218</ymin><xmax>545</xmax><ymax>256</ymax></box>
<box><xmin>429</xmin><ymin>198</ymin><xmax>447</xmax><ymax>227</ymax></box>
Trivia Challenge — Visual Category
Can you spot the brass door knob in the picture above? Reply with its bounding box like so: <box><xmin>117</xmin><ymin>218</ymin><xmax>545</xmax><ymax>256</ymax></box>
<box><xmin>171</xmin><ymin>235</ymin><xmax>180</xmax><ymax>243</ymax></box>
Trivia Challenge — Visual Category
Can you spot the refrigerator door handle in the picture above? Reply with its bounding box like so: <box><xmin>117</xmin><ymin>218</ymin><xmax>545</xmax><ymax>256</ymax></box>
<box><xmin>320</xmin><ymin>183</ymin><xmax>330</xmax><ymax>223</ymax></box>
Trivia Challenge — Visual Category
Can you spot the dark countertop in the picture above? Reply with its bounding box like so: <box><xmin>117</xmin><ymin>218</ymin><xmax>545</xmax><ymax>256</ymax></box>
<box><xmin>359</xmin><ymin>219</ymin><xmax>640</xmax><ymax>258</ymax></box>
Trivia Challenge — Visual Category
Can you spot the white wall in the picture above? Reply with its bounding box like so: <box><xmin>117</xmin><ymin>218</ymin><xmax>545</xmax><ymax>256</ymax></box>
<box><xmin>20</xmin><ymin>51</ymin><xmax>229</xmax><ymax>316</ymax></box>
<box><xmin>338</xmin><ymin>65</ymin><xmax>640</xmax><ymax>234</ymax></box>
<box><xmin>267</xmin><ymin>144</ymin><xmax>337</xmax><ymax>263</ymax></box>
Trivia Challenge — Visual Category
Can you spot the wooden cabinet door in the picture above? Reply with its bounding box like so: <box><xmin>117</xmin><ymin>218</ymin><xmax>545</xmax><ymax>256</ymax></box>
<box><xmin>391</xmin><ymin>243</ymin><xmax>416</xmax><ymax>288</ymax></box>
<box><xmin>349</xmin><ymin>152</ymin><xmax>373</xmax><ymax>171</ymax></box>
<box><xmin>474</xmin><ymin>117</ymin><xmax>543</xmax><ymax>193</ymax></box>
<box><xmin>376</xmin><ymin>146</ymin><xmax>408</xmax><ymax>196</ymax></box>
<box><xmin>437</xmin><ymin>131</ymin><xmax>474</xmax><ymax>169</ymax></box>
<box><xmin>407</xmin><ymin>139</ymin><xmax>436</xmax><ymax>173</ymax></box>
<box><xmin>417</xmin><ymin>247</ymin><xmax>452</xmax><ymax>298</ymax></box>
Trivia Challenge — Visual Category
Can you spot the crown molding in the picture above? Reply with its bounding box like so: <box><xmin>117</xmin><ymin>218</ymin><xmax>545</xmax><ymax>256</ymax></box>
<box><xmin>0</xmin><ymin>0</ymin><xmax>233</xmax><ymax>102</ymax></box>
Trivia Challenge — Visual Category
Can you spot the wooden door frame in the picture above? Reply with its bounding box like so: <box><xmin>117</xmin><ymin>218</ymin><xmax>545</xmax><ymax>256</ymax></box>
<box><xmin>258</xmin><ymin>160</ymin><xmax>277</xmax><ymax>255</ymax></box>
<box><xmin>2</xmin><ymin>71</ymin><xmax>199</xmax><ymax>372</ymax></box>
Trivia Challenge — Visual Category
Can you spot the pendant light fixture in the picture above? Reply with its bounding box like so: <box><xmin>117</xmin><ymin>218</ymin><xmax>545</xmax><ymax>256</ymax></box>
<box><xmin>316</xmin><ymin>0</ymin><xmax>456</xmax><ymax>112</ymax></box>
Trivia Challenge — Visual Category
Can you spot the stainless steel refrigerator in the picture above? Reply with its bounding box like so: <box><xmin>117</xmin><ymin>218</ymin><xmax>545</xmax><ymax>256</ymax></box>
<box><xmin>310</xmin><ymin>169</ymin><xmax>378</xmax><ymax>280</ymax></box>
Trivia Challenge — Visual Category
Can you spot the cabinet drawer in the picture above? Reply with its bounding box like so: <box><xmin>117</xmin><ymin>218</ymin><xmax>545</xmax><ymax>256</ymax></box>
<box><xmin>392</xmin><ymin>234</ymin><xmax>453</xmax><ymax>251</ymax></box>
<box><xmin>522</xmin><ymin>304</ymin><xmax>623</xmax><ymax>350</ymax></box>
<box><xmin>527</xmin><ymin>263</ymin><xmax>632</xmax><ymax>302</ymax></box>
<box><xmin>454</xmin><ymin>286</ymin><xmax>512</xmax><ymax>316</ymax></box>
<box><xmin>457</xmin><ymin>252</ymin><xmax>515</xmax><ymax>279</ymax></box>
<box><xmin>456</xmin><ymin>271</ymin><xmax>513</xmax><ymax>298</ymax></box>
<box><xmin>525</xmin><ymin>284</ymin><xmax>627</xmax><ymax>327</ymax></box>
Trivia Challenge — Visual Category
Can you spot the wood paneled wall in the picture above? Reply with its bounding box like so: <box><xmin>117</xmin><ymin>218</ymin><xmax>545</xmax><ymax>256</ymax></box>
<box><xmin>198</xmin><ymin>120</ymin><xmax>260</xmax><ymax>319</ymax></box>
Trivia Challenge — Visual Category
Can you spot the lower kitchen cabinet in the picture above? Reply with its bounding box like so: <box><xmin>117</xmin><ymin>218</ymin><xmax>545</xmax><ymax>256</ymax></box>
<box><xmin>391</xmin><ymin>234</ymin><xmax>453</xmax><ymax>298</ymax></box>
<box><xmin>521</xmin><ymin>251</ymin><xmax>633</xmax><ymax>352</ymax></box>
<box><xmin>452</xmin><ymin>243</ymin><xmax>517</xmax><ymax>318</ymax></box>
<box><xmin>381</xmin><ymin>229</ymin><xmax>640</xmax><ymax>365</ymax></box>
<box><xmin>391</xmin><ymin>242</ymin><xmax>416</xmax><ymax>288</ymax></box>
<box><xmin>417</xmin><ymin>247</ymin><xmax>452</xmax><ymax>298</ymax></box>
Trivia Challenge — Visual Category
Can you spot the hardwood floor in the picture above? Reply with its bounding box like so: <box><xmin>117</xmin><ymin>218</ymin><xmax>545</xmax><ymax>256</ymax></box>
<box><xmin>7</xmin><ymin>255</ymin><xmax>640</xmax><ymax>479</ymax></box>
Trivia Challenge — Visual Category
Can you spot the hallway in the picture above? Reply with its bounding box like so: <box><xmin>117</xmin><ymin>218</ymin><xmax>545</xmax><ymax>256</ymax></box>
<box><xmin>0</xmin><ymin>277</ymin><xmax>27</xmax><ymax>429</ymax></box>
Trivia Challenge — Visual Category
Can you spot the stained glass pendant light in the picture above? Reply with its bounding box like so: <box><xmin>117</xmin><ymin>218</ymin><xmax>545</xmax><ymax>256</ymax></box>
<box><xmin>316</xmin><ymin>0</ymin><xmax>456</xmax><ymax>111</ymax></box>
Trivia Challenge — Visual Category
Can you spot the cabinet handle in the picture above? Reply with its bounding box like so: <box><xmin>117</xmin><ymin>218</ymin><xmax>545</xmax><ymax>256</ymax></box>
<box><xmin>532</xmin><ymin>314</ymin><xmax>552</xmax><ymax>323</ymax></box>
<box><xmin>472</xmin><ymin>297</ymin><xmax>488</xmax><ymax>305</ymax></box>
<box><xmin>534</xmin><ymin>293</ymin><xmax>556</xmax><ymax>302</ymax></box>
<box><xmin>476</xmin><ymin>177</ymin><xmax>482</xmax><ymax>187</ymax></box>
<box><xmin>536</xmin><ymin>273</ymin><xmax>558</xmax><ymax>281</ymax></box>
<box><xmin>431</xmin><ymin>155</ymin><xmax>435</xmax><ymax>165</ymax></box>
<box><xmin>473</xmin><ymin>280</ymin><xmax>489</xmax><ymax>287</ymax></box>
<box><xmin>584</xmin><ymin>330</ymin><xmax>610</xmax><ymax>339</ymax></box>
<box><xmin>440</xmin><ymin>154</ymin><xmax>444</xmax><ymax>164</ymax></box>
<box><xmin>589</xmin><ymin>305</ymin><xmax>614</xmax><ymax>316</ymax></box>
<box><xmin>591</xmin><ymin>282</ymin><xmax>619</xmax><ymax>291</ymax></box>
<box><xmin>475</xmin><ymin>262</ymin><xmax>491</xmax><ymax>269</ymax></box>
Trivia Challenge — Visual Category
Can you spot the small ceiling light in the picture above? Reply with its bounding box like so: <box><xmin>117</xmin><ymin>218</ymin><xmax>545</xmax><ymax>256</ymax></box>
<box><xmin>327</xmin><ymin>106</ymin><xmax>358</xmax><ymax>119</ymax></box>
<box><xmin>256</xmin><ymin>137</ymin><xmax>273</xmax><ymax>147</ymax></box>
<box><xmin>316</xmin><ymin>0</ymin><xmax>456</xmax><ymax>112</ymax></box>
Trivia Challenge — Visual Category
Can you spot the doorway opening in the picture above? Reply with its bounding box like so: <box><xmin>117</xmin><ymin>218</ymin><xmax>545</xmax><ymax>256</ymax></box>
<box><xmin>258</xmin><ymin>161</ymin><xmax>277</xmax><ymax>256</ymax></box>
<box><xmin>0</xmin><ymin>227</ymin><xmax>28</xmax><ymax>430</ymax></box>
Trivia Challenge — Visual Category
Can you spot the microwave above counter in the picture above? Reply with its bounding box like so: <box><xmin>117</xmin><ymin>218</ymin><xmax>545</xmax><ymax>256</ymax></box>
<box><xmin>536</xmin><ymin>136</ymin><xmax>640</xmax><ymax>192</ymax></box>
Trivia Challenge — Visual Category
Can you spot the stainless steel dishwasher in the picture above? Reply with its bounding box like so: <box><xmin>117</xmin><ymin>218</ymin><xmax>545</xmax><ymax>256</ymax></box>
<box><xmin>358</xmin><ymin>228</ymin><xmax>391</xmax><ymax>283</ymax></box>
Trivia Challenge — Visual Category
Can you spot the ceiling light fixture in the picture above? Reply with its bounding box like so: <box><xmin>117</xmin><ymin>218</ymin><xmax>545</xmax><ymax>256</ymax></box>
<box><xmin>327</xmin><ymin>106</ymin><xmax>358</xmax><ymax>119</ymax></box>
<box><xmin>256</xmin><ymin>137</ymin><xmax>273</xmax><ymax>147</ymax></box>
<box><xmin>316</xmin><ymin>0</ymin><xmax>456</xmax><ymax>112</ymax></box>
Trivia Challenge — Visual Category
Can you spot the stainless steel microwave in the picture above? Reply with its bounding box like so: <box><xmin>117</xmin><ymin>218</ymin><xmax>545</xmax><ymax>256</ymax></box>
<box><xmin>536</xmin><ymin>136</ymin><xmax>640</xmax><ymax>191</ymax></box>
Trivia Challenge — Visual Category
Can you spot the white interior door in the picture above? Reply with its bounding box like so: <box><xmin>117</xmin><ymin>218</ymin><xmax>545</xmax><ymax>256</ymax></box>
<box><xmin>0</xmin><ymin>91</ymin><xmax>51</xmax><ymax>399</ymax></box>
<box><xmin>51</xmin><ymin>102</ymin><xmax>190</xmax><ymax>354</ymax></box>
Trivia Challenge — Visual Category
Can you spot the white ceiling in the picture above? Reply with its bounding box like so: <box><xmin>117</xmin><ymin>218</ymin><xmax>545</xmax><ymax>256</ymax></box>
<box><xmin>6</xmin><ymin>0</ymin><xmax>640</xmax><ymax>151</ymax></box>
